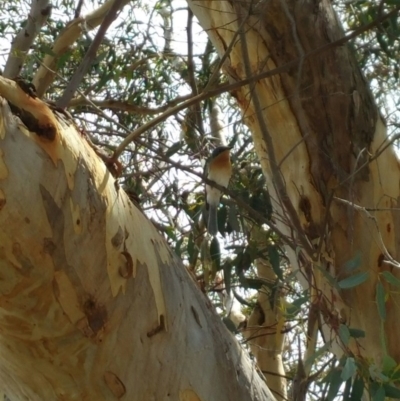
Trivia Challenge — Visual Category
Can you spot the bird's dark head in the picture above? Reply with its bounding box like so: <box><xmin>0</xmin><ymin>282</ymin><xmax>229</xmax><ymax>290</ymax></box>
<box><xmin>211</xmin><ymin>146</ymin><xmax>232</xmax><ymax>159</ymax></box>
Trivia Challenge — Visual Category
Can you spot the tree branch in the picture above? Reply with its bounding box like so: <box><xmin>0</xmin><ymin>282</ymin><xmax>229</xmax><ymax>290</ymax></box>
<box><xmin>33</xmin><ymin>0</ymin><xmax>132</xmax><ymax>97</ymax></box>
<box><xmin>3</xmin><ymin>0</ymin><xmax>52</xmax><ymax>79</ymax></box>
<box><xmin>56</xmin><ymin>0</ymin><xmax>126</xmax><ymax>108</ymax></box>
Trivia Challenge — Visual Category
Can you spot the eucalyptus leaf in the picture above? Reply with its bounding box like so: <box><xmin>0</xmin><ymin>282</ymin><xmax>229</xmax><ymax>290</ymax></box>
<box><xmin>268</xmin><ymin>244</ymin><xmax>283</xmax><ymax>280</ymax></box>
<box><xmin>339</xmin><ymin>324</ymin><xmax>350</xmax><ymax>345</ymax></box>
<box><xmin>376</xmin><ymin>281</ymin><xmax>386</xmax><ymax>320</ymax></box>
<box><xmin>350</xmin><ymin>375</ymin><xmax>364</xmax><ymax>401</ymax></box>
<box><xmin>327</xmin><ymin>368</ymin><xmax>344</xmax><ymax>401</ymax></box>
<box><xmin>338</xmin><ymin>272</ymin><xmax>369</xmax><ymax>289</ymax></box>
<box><xmin>341</xmin><ymin>357</ymin><xmax>356</xmax><ymax>381</ymax></box>
<box><xmin>381</xmin><ymin>271</ymin><xmax>400</xmax><ymax>287</ymax></box>
<box><xmin>343</xmin><ymin>251</ymin><xmax>362</xmax><ymax>272</ymax></box>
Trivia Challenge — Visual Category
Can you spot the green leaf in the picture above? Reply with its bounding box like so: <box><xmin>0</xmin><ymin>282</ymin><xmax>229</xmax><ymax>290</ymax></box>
<box><xmin>341</xmin><ymin>357</ymin><xmax>357</xmax><ymax>381</ymax></box>
<box><xmin>268</xmin><ymin>244</ymin><xmax>283</xmax><ymax>280</ymax></box>
<box><xmin>381</xmin><ymin>271</ymin><xmax>400</xmax><ymax>287</ymax></box>
<box><xmin>222</xmin><ymin>317</ymin><xmax>237</xmax><ymax>334</ymax></box>
<box><xmin>338</xmin><ymin>272</ymin><xmax>369</xmax><ymax>289</ymax></box>
<box><xmin>350</xmin><ymin>375</ymin><xmax>364</xmax><ymax>401</ymax></box>
<box><xmin>305</xmin><ymin>342</ymin><xmax>331</xmax><ymax>370</ymax></box>
<box><xmin>343</xmin><ymin>251</ymin><xmax>362</xmax><ymax>272</ymax></box>
<box><xmin>223</xmin><ymin>261</ymin><xmax>232</xmax><ymax>294</ymax></box>
<box><xmin>343</xmin><ymin>378</ymin><xmax>352</xmax><ymax>400</ymax></box>
<box><xmin>165</xmin><ymin>141</ymin><xmax>182</xmax><ymax>157</ymax></box>
<box><xmin>327</xmin><ymin>368</ymin><xmax>344</xmax><ymax>401</ymax></box>
<box><xmin>187</xmin><ymin>233</ymin><xmax>195</xmax><ymax>263</ymax></box>
<box><xmin>95</xmin><ymin>51</ymin><xmax>108</xmax><ymax>64</ymax></box>
<box><xmin>227</xmin><ymin>204</ymin><xmax>240</xmax><ymax>232</ymax></box>
<box><xmin>383</xmin><ymin>383</ymin><xmax>400</xmax><ymax>398</ymax></box>
<box><xmin>339</xmin><ymin>324</ymin><xmax>350</xmax><ymax>345</ymax></box>
<box><xmin>210</xmin><ymin>237</ymin><xmax>221</xmax><ymax>271</ymax></box>
<box><xmin>285</xmin><ymin>295</ymin><xmax>308</xmax><ymax>318</ymax></box>
<box><xmin>235</xmin><ymin>248</ymin><xmax>252</xmax><ymax>276</ymax></box>
<box><xmin>217</xmin><ymin>206</ymin><xmax>228</xmax><ymax>234</ymax></box>
<box><xmin>41</xmin><ymin>44</ymin><xmax>55</xmax><ymax>56</ymax></box>
<box><xmin>348</xmin><ymin>328</ymin><xmax>365</xmax><ymax>339</ymax></box>
<box><xmin>376</xmin><ymin>281</ymin><xmax>386</xmax><ymax>320</ymax></box>
<box><xmin>174</xmin><ymin>237</ymin><xmax>183</xmax><ymax>257</ymax></box>
<box><xmin>372</xmin><ymin>385</ymin><xmax>385</xmax><ymax>401</ymax></box>
<box><xmin>240</xmin><ymin>277</ymin><xmax>267</xmax><ymax>291</ymax></box>
<box><xmin>369</xmin><ymin>363</ymin><xmax>390</xmax><ymax>383</ymax></box>
<box><xmin>382</xmin><ymin>355</ymin><xmax>397</xmax><ymax>374</ymax></box>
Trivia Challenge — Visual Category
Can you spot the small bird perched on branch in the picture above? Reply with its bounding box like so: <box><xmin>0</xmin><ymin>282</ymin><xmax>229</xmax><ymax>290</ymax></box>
<box><xmin>205</xmin><ymin>146</ymin><xmax>232</xmax><ymax>236</ymax></box>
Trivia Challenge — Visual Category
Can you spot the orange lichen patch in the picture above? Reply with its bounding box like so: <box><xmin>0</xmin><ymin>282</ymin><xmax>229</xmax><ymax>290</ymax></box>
<box><xmin>180</xmin><ymin>389</ymin><xmax>203</xmax><ymax>401</ymax></box>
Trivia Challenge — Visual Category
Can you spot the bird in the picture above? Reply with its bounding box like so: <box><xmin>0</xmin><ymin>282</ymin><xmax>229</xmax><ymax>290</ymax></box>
<box><xmin>205</xmin><ymin>146</ymin><xmax>232</xmax><ymax>236</ymax></box>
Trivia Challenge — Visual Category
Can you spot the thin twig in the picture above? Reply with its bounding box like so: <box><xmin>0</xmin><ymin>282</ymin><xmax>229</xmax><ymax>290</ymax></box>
<box><xmin>186</xmin><ymin>7</ymin><xmax>204</xmax><ymax>136</ymax></box>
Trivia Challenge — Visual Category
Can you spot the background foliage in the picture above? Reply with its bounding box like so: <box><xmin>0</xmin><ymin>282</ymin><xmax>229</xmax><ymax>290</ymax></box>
<box><xmin>1</xmin><ymin>1</ymin><xmax>400</xmax><ymax>399</ymax></box>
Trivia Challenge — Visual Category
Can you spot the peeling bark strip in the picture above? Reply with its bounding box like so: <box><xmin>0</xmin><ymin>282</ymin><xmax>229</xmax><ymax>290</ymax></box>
<box><xmin>188</xmin><ymin>0</ymin><xmax>400</xmax><ymax>365</ymax></box>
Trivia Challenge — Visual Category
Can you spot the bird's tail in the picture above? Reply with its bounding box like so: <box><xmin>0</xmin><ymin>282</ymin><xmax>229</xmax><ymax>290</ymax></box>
<box><xmin>208</xmin><ymin>204</ymin><xmax>218</xmax><ymax>236</ymax></box>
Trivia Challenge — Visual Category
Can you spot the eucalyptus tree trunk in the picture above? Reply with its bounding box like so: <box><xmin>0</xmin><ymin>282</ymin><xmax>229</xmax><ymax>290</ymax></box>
<box><xmin>188</xmin><ymin>0</ymin><xmax>400</xmax><ymax>371</ymax></box>
<box><xmin>243</xmin><ymin>228</ymin><xmax>287</xmax><ymax>401</ymax></box>
<box><xmin>0</xmin><ymin>77</ymin><xmax>274</xmax><ymax>401</ymax></box>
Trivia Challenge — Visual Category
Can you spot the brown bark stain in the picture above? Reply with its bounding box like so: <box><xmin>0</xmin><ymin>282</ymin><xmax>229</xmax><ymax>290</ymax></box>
<box><xmin>0</xmin><ymin>190</ymin><xmax>6</xmax><ymax>211</ymax></box>
<box><xmin>111</xmin><ymin>226</ymin><xmax>124</xmax><ymax>248</ymax></box>
<box><xmin>7</xmin><ymin>103</ymin><xmax>57</xmax><ymax>141</ymax></box>
<box><xmin>119</xmin><ymin>251</ymin><xmax>133</xmax><ymax>279</ymax></box>
<box><xmin>83</xmin><ymin>296</ymin><xmax>107</xmax><ymax>335</ymax></box>
<box><xmin>147</xmin><ymin>314</ymin><xmax>165</xmax><ymax>338</ymax></box>
<box><xmin>0</xmin><ymin>149</ymin><xmax>9</xmax><ymax>180</ymax></box>
<box><xmin>43</xmin><ymin>238</ymin><xmax>56</xmax><ymax>255</ymax></box>
<box><xmin>0</xmin><ymin>78</ymin><xmax>59</xmax><ymax>141</ymax></box>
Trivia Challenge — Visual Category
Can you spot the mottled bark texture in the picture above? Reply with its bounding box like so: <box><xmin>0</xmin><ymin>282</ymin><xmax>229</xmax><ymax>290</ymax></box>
<box><xmin>0</xmin><ymin>77</ymin><xmax>274</xmax><ymax>401</ymax></box>
<box><xmin>189</xmin><ymin>0</ymin><xmax>400</xmax><ymax>365</ymax></box>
